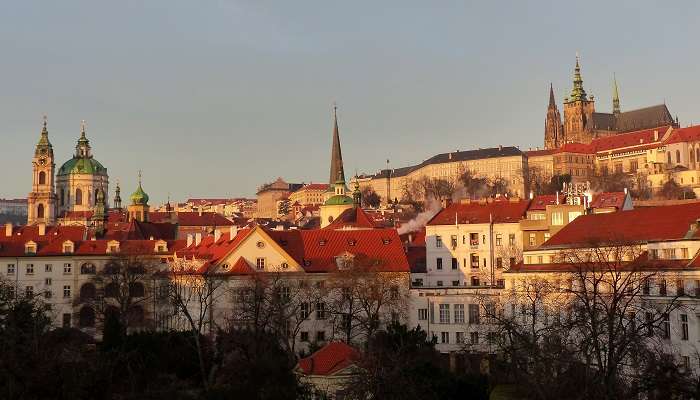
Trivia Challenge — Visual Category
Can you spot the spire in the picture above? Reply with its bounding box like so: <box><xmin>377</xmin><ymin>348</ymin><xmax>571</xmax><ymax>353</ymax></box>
<box><xmin>328</xmin><ymin>103</ymin><xmax>345</xmax><ymax>187</ymax></box>
<box><xmin>36</xmin><ymin>114</ymin><xmax>52</xmax><ymax>149</ymax></box>
<box><xmin>352</xmin><ymin>174</ymin><xmax>361</xmax><ymax>208</ymax></box>
<box><xmin>114</xmin><ymin>179</ymin><xmax>122</xmax><ymax>209</ymax></box>
<box><xmin>548</xmin><ymin>83</ymin><xmax>556</xmax><ymax>108</ymax></box>
<box><xmin>568</xmin><ymin>53</ymin><xmax>588</xmax><ymax>102</ymax></box>
<box><xmin>612</xmin><ymin>74</ymin><xmax>621</xmax><ymax>114</ymax></box>
<box><xmin>75</xmin><ymin>120</ymin><xmax>91</xmax><ymax>158</ymax></box>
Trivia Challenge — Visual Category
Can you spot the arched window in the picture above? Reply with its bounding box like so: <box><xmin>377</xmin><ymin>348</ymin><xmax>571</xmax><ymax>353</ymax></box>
<box><xmin>676</xmin><ymin>150</ymin><xmax>681</xmax><ymax>164</ymax></box>
<box><xmin>80</xmin><ymin>283</ymin><xmax>96</xmax><ymax>302</ymax></box>
<box><xmin>127</xmin><ymin>305</ymin><xmax>145</xmax><ymax>327</ymax></box>
<box><xmin>667</xmin><ymin>152</ymin><xmax>672</xmax><ymax>165</ymax></box>
<box><xmin>60</xmin><ymin>189</ymin><xmax>64</xmax><ymax>206</ymax></box>
<box><xmin>696</xmin><ymin>148</ymin><xmax>700</xmax><ymax>165</ymax></box>
<box><xmin>690</xmin><ymin>149</ymin><xmax>695</xmax><ymax>164</ymax></box>
<box><xmin>38</xmin><ymin>171</ymin><xmax>46</xmax><ymax>185</ymax></box>
<box><xmin>104</xmin><ymin>282</ymin><xmax>118</xmax><ymax>298</ymax></box>
<box><xmin>37</xmin><ymin>204</ymin><xmax>44</xmax><ymax>219</ymax></box>
<box><xmin>129</xmin><ymin>282</ymin><xmax>145</xmax><ymax>298</ymax></box>
<box><xmin>75</xmin><ymin>188</ymin><xmax>83</xmax><ymax>205</ymax></box>
<box><xmin>79</xmin><ymin>306</ymin><xmax>96</xmax><ymax>328</ymax></box>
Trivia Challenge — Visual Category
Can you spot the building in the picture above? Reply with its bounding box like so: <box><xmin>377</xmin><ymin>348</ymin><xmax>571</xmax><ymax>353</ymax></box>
<box><xmin>27</xmin><ymin>118</ymin><xmax>57</xmax><ymax>225</ymax></box>
<box><xmin>255</xmin><ymin>178</ymin><xmax>302</xmax><ymax>219</ymax></box>
<box><xmin>359</xmin><ymin>146</ymin><xmax>529</xmax><ymax>204</ymax></box>
<box><xmin>544</xmin><ymin>56</ymin><xmax>677</xmax><ymax>149</ymax></box>
<box><xmin>296</xmin><ymin>341</ymin><xmax>360</xmax><ymax>399</ymax></box>
<box><xmin>289</xmin><ymin>184</ymin><xmax>329</xmax><ymax>207</ymax></box>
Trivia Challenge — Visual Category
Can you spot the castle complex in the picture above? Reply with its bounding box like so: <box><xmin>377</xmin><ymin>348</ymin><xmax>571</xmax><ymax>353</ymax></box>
<box><xmin>544</xmin><ymin>56</ymin><xmax>677</xmax><ymax>149</ymax></box>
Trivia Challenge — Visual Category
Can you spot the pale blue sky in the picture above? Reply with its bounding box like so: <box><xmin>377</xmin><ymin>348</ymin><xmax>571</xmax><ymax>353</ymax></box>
<box><xmin>2</xmin><ymin>1</ymin><xmax>699</xmax><ymax>203</ymax></box>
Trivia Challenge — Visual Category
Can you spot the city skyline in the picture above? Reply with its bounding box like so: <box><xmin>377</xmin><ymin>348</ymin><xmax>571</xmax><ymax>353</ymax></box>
<box><xmin>2</xmin><ymin>1</ymin><xmax>700</xmax><ymax>202</ymax></box>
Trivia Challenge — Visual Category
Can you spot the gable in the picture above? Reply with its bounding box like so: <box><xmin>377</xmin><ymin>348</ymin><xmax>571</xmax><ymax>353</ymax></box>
<box><xmin>217</xmin><ymin>227</ymin><xmax>302</xmax><ymax>272</ymax></box>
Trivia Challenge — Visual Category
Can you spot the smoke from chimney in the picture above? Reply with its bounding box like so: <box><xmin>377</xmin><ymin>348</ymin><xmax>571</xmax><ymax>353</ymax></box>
<box><xmin>397</xmin><ymin>197</ymin><xmax>441</xmax><ymax>235</ymax></box>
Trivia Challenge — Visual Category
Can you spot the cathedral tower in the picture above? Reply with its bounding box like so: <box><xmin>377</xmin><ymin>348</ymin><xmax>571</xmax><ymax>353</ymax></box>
<box><xmin>27</xmin><ymin>116</ymin><xmax>57</xmax><ymax>225</ymax></box>
<box><xmin>544</xmin><ymin>84</ymin><xmax>564</xmax><ymax>149</ymax></box>
<box><xmin>563</xmin><ymin>55</ymin><xmax>596</xmax><ymax>144</ymax></box>
<box><xmin>612</xmin><ymin>75</ymin><xmax>621</xmax><ymax>114</ymax></box>
<box><xmin>328</xmin><ymin>105</ymin><xmax>345</xmax><ymax>188</ymax></box>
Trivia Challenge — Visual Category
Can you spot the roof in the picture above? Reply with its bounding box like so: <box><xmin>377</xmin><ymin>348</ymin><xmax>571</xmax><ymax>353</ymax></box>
<box><xmin>324</xmin><ymin>194</ymin><xmax>353</xmax><ymax>206</ymax></box>
<box><xmin>527</xmin><ymin>194</ymin><xmax>565</xmax><ymax>211</ymax></box>
<box><xmin>591</xmin><ymin>104</ymin><xmax>674</xmax><ymax>133</ymax></box>
<box><xmin>293</xmin><ymin>183</ymin><xmax>330</xmax><ymax>192</ymax></box>
<box><xmin>525</xmin><ymin>148</ymin><xmax>555</xmax><ymax>157</ymax></box>
<box><xmin>428</xmin><ymin>198</ymin><xmax>530</xmax><ymax>226</ymax></box>
<box><xmin>665</xmin><ymin>125</ymin><xmax>700</xmax><ymax>145</ymax></box>
<box><xmin>511</xmin><ymin>251</ymin><xmax>694</xmax><ymax>273</ymax></box>
<box><xmin>149</xmin><ymin>211</ymin><xmax>233</xmax><ymax>227</ymax></box>
<box><xmin>555</xmin><ymin>142</ymin><xmax>595</xmax><ymax>154</ymax></box>
<box><xmin>591</xmin><ymin>126</ymin><xmax>671</xmax><ymax>153</ymax></box>
<box><xmin>541</xmin><ymin>202</ymin><xmax>700</xmax><ymax>248</ymax></box>
<box><xmin>57</xmin><ymin>157</ymin><xmax>107</xmax><ymax>176</ymax></box>
<box><xmin>372</xmin><ymin>146</ymin><xmax>523</xmax><ymax>179</ymax></box>
<box><xmin>323</xmin><ymin>207</ymin><xmax>382</xmax><ymax>230</ymax></box>
<box><xmin>589</xmin><ymin>192</ymin><xmax>627</xmax><ymax>210</ymax></box>
<box><xmin>297</xmin><ymin>342</ymin><xmax>359</xmax><ymax>376</ymax></box>
<box><xmin>182</xmin><ymin>226</ymin><xmax>410</xmax><ymax>274</ymax></box>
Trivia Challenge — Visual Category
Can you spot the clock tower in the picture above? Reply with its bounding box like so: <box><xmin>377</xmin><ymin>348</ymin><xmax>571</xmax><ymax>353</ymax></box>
<box><xmin>27</xmin><ymin>116</ymin><xmax>57</xmax><ymax>225</ymax></box>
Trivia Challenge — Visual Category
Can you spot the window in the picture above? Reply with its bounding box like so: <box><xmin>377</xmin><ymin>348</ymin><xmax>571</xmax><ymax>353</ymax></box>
<box><xmin>677</xmin><ymin>280</ymin><xmax>685</xmax><ymax>296</ymax></box>
<box><xmin>300</xmin><ymin>302</ymin><xmax>310</xmax><ymax>319</ymax></box>
<box><xmin>468</xmin><ymin>304</ymin><xmax>480</xmax><ymax>324</ymax></box>
<box><xmin>62</xmin><ymin>313</ymin><xmax>71</xmax><ymax>328</ymax></box>
<box><xmin>75</xmin><ymin>188</ymin><xmax>83</xmax><ymax>205</ymax></box>
<box><xmin>471</xmin><ymin>276</ymin><xmax>480</xmax><ymax>286</ymax></box>
<box><xmin>44</xmin><ymin>290</ymin><xmax>52</xmax><ymax>299</ymax></box>
<box><xmin>470</xmin><ymin>332</ymin><xmax>479</xmax><ymax>344</ymax></box>
<box><xmin>450</xmin><ymin>235</ymin><xmax>458</xmax><ymax>248</ymax></box>
<box><xmin>316</xmin><ymin>302</ymin><xmax>326</xmax><ymax>320</ymax></box>
<box><xmin>7</xmin><ymin>264</ymin><xmax>15</xmax><ymax>275</ymax></box>
<box><xmin>695</xmin><ymin>280</ymin><xmax>700</xmax><ymax>298</ymax></box>
<box><xmin>650</xmin><ymin>249</ymin><xmax>659</xmax><ymax>260</ymax></box>
<box><xmin>509</xmin><ymin>234</ymin><xmax>515</xmax><ymax>246</ymax></box>
<box><xmin>551</xmin><ymin>212</ymin><xmax>564</xmax><ymax>226</ymax></box>
<box><xmin>663</xmin><ymin>248</ymin><xmax>676</xmax><ymax>259</ymax></box>
<box><xmin>470</xmin><ymin>254</ymin><xmax>479</xmax><ymax>268</ymax></box>
<box><xmin>662</xmin><ymin>314</ymin><xmax>670</xmax><ymax>339</ymax></box>
<box><xmin>681</xmin><ymin>314</ymin><xmax>689</xmax><ymax>340</ymax></box>
<box><xmin>25</xmin><ymin>286</ymin><xmax>34</xmax><ymax>297</ymax></box>
<box><xmin>528</xmin><ymin>234</ymin><xmax>535</xmax><ymax>246</ymax></box>
<box><xmin>45</xmin><ymin>278</ymin><xmax>52</xmax><ymax>286</ymax></box>
<box><xmin>544</xmin><ymin>232</ymin><xmax>550</xmax><ymax>242</ymax></box>
<box><xmin>630</xmin><ymin>160</ymin><xmax>638</xmax><ymax>172</ymax></box>
<box><xmin>80</xmin><ymin>263</ymin><xmax>96</xmax><ymax>274</ymax></box>
<box><xmin>437</xmin><ymin>280</ymin><xmax>443</xmax><ymax>287</ymax></box>
<box><xmin>452</xmin><ymin>280</ymin><xmax>459</xmax><ymax>286</ymax></box>
<box><xmin>26</xmin><ymin>264</ymin><xmax>34</xmax><ymax>274</ymax></box>
<box><xmin>495</xmin><ymin>234</ymin><xmax>502</xmax><ymax>246</ymax></box>
<box><xmin>451</xmin><ymin>258</ymin><xmax>458</xmax><ymax>270</ymax></box>
<box><xmin>659</xmin><ymin>279</ymin><xmax>667</xmax><ymax>296</ymax></box>
<box><xmin>496</xmin><ymin>258</ymin><xmax>503</xmax><ymax>268</ymax></box>
<box><xmin>256</xmin><ymin>258</ymin><xmax>265</xmax><ymax>270</ymax></box>
<box><xmin>454</xmin><ymin>304</ymin><xmax>465</xmax><ymax>324</ymax></box>
<box><xmin>456</xmin><ymin>332</ymin><xmax>465</xmax><ymax>344</ymax></box>
<box><xmin>63</xmin><ymin>285</ymin><xmax>71</xmax><ymax>298</ymax></box>
<box><xmin>43</xmin><ymin>264</ymin><xmax>52</xmax><ymax>273</ymax></box>
<box><xmin>418</xmin><ymin>308</ymin><xmax>428</xmax><ymax>321</ymax></box>
<box><xmin>676</xmin><ymin>150</ymin><xmax>681</xmax><ymax>164</ymax></box>
<box><xmin>439</xmin><ymin>304</ymin><xmax>450</xmax><ymax>324</ymax></box>
<box><xmin>64</xmin><ymin>263</ymin><xmax>72</xmax><ymax>274</ymax></box>
<box><xmin>436</xmin><ymin>258</ymin><xmax>443</xmax><ymax>270</ymax></box>
<box><xmin>614</xmin><ymin>163</ymin><xmax>623</xmax><ymax>174</ymax></box>
<box><xmin>681</xmin><ymin>248</ymin><xmax>689</xmax><ymax>259</ymax></box>
<box><xmin>469</xmin><ymin>233</ymin><xmax>479</xmax><ymax>246</ymax></box>
<box><xmin>643</xmin><ymin>279</ymin><xmax>650</xmax><ymax>295</ymax></box>
<box><xmin>300</xmin><ymin>331</ymin><xmax>309</xmax><ymax>342</ymax></box>
<box><xmin>435</xmin><ymin>236</ymin><xmax>443</xmax><ymax>248</ymax></box>
<box><xmin>316</xmin><ymin>331</ymin><xmax>326</xmax><ymax>342</ymax></box>
<box><xmin>63</xmin><ymin>243</ymin><xmax>73</xmax><ymax>254</ymax></box>
<box><xmin>440</xmin><ymin>332</ymin><xmax>449</xmax><ymax>344</ymax></box>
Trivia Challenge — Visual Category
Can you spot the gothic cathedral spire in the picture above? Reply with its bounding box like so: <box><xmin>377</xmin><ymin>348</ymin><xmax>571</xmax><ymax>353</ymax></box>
<box><xmin>328</xmin><ymin>104</ymin><xmax>345</xmax><ymax>187</ymax></box>
<box><xmin>569</xmin><ymin>54</ymin><xmax>588</xmax><ymax>102</ymax></box>
<box><xmin>544</xmin><ymin>84</ymin><xmax>564</xmax><ymax>149</ymax></box>
<box><xmin>612</xmin><ymin>74</ymin><xmax>621</xmax><ymax>114</ymax></box>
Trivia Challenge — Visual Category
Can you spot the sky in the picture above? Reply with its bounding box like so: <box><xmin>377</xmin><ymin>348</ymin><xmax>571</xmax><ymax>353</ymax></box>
<box><xmin>2</xmin><ymin>1</ymin><xmax>700</xmax><ymax>204</ymax></box>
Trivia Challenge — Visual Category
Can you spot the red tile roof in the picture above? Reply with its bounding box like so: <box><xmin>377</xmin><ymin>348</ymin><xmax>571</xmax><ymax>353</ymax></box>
<box><xmin>525</xmin><ymin>149</ymin><xmax>555</xmax><ymax>157</ymax></box>
<box><xmin>542</xmin><ymin>202</ymin><xmax>700</xmax><ymax>248</ymax></box>
<box><xmin>428</xmin><ymin>198</ymin><xmax>530</xmax><ymax>225</ymax></box>
<box><xmin>149</xmin><ymin>211</ymin><xmax>233</xmax><ymax>227</ymax></box>
<box><xmin>297</xmin><ymin>342</ymin><xmax>359</xmax><ymax>376</ymax></box>
<box><xmin>294</xmin><ymin>183</ymin><xmax>330</xmax><ymax>192</ymax></box>
<box><xmin>590</xmin><ymin>192</ymin><xmax>627</xmax><ymax>210</ymax></box>
<box><xmin>591</xmin><ymin>126</ymin><xmax>671</xmax><ymax>152</ymax></box>
<box><xmin>323</xmin><ymin>207</ymin><xmax>381</xmax><ymax>230</ymax></box>
<box><xmin>527</xmin><ymin>194</ymin><xmax>565</xmax><ymax>211</ymax></box>
<box><xmin>555</xmin><ymin>142</ymin><xmax>595</xmax><ymax>154</ymax></box>
<box><xmin>665</xmin><ymin>125</ymin><xmax>700</xmax><ymax>145</ymax></box>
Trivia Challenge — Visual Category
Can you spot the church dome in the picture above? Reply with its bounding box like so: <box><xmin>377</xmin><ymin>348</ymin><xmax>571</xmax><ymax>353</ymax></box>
<box><xmin>324</xmin><ymin>194</ymin><xmax>353</xmax><ymax>206</ymax></box>
<box><xmin>130</xmin><ymin>182</ymin><xmax>149</xmax><ymax>205</ymax></box>
<box><xmin>57</xmin><ymin>157</ymin><xmax>108</xmax><ymax>176</ymax></box>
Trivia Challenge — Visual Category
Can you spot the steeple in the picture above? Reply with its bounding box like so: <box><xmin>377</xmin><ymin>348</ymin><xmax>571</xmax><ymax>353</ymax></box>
<box><xmin>35</xmin><ymin>115</ymin><xmax>53</xmax><ymax>156</ymax></box>
<box><xmin>568</xmin><ymin>54</ymin><xmax>588</xmax><ymax>103</ymax></box>
<box><xmin>352</xmin><ymin>176</ymin><xmax>362</xmax><ymax>208</ymax></box>
<box><xmin>114</xmin><ymin>179</ymin><xmax>122</xmax><ymax>209</ymax></box>
<box><xmin>328</xmin><ymin>104</ymin><xmax>345</xmax><ymax>188</ymax></box>
<box><xmin>612</xmin><ymin>74</ymin><xmax>621</xmax><ymax>114</ymax></box>
<box><xmin>549</xmin><ymin>83</ymin><xmax>556</xmax><ymax>108</ymax></box>
<box><xmin>75</xmin><ymin>120</ymin><xmax>92</xmax><ymax>158</ymax></box>
<box><xmin>544</xmin><ymin>84</ymin><xmax>564</xmax><ymax>149</ymax></box>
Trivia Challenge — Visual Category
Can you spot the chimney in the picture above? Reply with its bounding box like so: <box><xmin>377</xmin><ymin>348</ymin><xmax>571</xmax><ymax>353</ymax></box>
<box><xmin>198</xmin><ymin>207</ymin><xmax>203</xmax><ymax>217</ymax></box>
<box><xmin>529</xmin><ymin>190</ymin><xmax>534</xmax><ymax>200</ymax></box>
<box><xmin>230</xmin><ymin>225</ymin><xmax>238</xmax><ymax>239</ymax></box>
<box><xmin>214</xmin><ymin>229</ymin><xmax>222</xmax><ymax>242</ymax></box>
<box><xmin>186</xmin><ymin>234</ymin><xmax>193</xmax><ymax>247</ymax></box>
<box><xmin>195</xmin><ymin>232</ymin><xmax>202</xmax><ymax>246</ymax></box>
<box><xmin>654</xmin><ymin>130</ymin><xmax>659</xmax><ymax>141</ymax></box>
<box><xmin>499</xmin><ymin>145</ymin><xmax>503</xmax><ymax>151</ymax></box>
<box><xmin>624</xmin><ymin>187</ymin><xmax>628</xmax><ymax>195</ymax></box>
<box><xmin>38</xmin><ymin>223</ymin><xmax>46</xmax><ymax>236</ymax></box>
<box><xmin>448</xmin><ymin>153</ymin><xmax>452</xmax><ymax>160</ymax></box>
<box><xmin>5</xmin><ymin>223</ymin><xmax>12</xmax><ymax>237</ymax></box>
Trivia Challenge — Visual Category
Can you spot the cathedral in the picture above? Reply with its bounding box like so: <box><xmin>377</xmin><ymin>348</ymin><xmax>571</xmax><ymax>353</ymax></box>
<box><xmin>27</xmin><ymin>118</ymin><xmax>110</xmax><ymax>225</ymax></box>
<box><xmin>544</xmin><ymin>56</ymin><xmax>678</xmax><ymax>149</ymax></box>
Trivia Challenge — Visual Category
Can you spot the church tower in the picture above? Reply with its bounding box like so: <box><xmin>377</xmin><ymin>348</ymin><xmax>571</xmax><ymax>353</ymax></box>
<box><xmin>612</xmin><ymin>75</ymin><xmax>621</xmax><ymax>114</ymax></box>
<box><xmin>563</xmin><ymin>55</ymin><xmax>596</xmax><ymax>144</ymax></box>
<box><xmin>544</xmin><ymin>84</ymin><xmax>564</xmax><ymax>149</ymax></box>
<box><xmin>328</xmin><ymin>104</ymin><xmax>345</xmax><ymax>188</ymax></box>
<box><xmin>27</xmin><ymin>116</ymin><xmax>57</xmax><ymax>225</ymax></box>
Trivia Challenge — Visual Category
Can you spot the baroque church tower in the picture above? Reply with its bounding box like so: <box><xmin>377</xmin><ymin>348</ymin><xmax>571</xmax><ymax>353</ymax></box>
<box><xmin>27</xmin><ymin>116</ymin><xmax>57</xmax><ymax>225</ymax></box>
<box><xmin>562</xmin><ymin>55</ymin><xmax>596</xmax><ymax>144</ymax></box>
<box><xmin>544</xmin><ymin>84</ymin><xmax>564</xmax><ymax>149</ymax></box>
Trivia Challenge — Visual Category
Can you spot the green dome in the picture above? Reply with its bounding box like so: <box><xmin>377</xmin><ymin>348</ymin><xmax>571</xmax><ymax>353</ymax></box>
<box><xmin>324</xmin><ymin>194</ymin><xmax>353</xmax><ymax>206</ymax></box>
<box><xmin>130</xmin><ymin>183</ymin><xmax>149</xmax><ymax>205</ymax></box>
<box><xmin>57</xmin><ymin>157</ymin><xmax>107</xmax><ymax>176</ymax></box>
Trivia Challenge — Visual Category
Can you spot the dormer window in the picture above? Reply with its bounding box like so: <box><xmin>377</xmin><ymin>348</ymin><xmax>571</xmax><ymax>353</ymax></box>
<box><xmin>347</xmin><ymin>239</ymin><xmax>357</xmax><ymax>246</ymax></box>
<box><xmin>221</xmin><ymin>263</ymin><xmax>230</xmax><ymax>270</ymax></box>
<box><xmin>154</xmin><ymin>240</ymin><xmax>168</xmax><ymax>253</ymax></box>
<box><xmin>382</xmin><ymin>238</ymin><xmax>391</xmax><ymax>245</ymax></box>
<box><xmin>319</xmin><ymin>239</ymin><xmax>327</xmax><ymax>246</ymax></box>
<box><xmin>107</xmin><ymin>240</ymin><xmax>120</xmax><ymax>253</ymax></box>
<box><xmin>62</xmin><ymin>241</ymin><xmax>74</xmax><ymax>254</ymax></box>
<box><xmin>25</xmin><ymin>241</ymin><xmax>37</xmax><ymax>255</ymax></box>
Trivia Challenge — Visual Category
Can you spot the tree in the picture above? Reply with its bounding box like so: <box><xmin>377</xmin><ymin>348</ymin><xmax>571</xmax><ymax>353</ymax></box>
<box><xmin>164</xmin><ymin>259</ymin><xmax>226</xmax><ymax>391</ymax></box>
<box><xmin>591</xmin><ymin>171</ymin><xmax>633</xmax><ymax>193</ymax></box>
<box><xmin>401</xmin><ymin>176</ymin><xmax>456</xmax><ymax>210</ymax></box>
<box><xmin>660</xmin><ymin>178</ymin><xmax>696</xmax><ymax>200</ymax></box>
<box><xmin>277</xmin><ymin>198</ymin><xmax>291</xmax><ymax>218</ymax></box>
<box><xmin>326</xmin><ymin>255</ymin><xmax>409</xmax><ymax>345</ymax></box>
<box><xmin>361</xmin><ymin>186</ymin><xmax>381</xmax><ymax>208</ymax></box>
<box><xmin>348</xmin><ymin>323</ymin><xmax>490</xmax><ymax>400</ymax></box>
<box><xmin>481</xmin><ymin>240</ymin><xmax>688</xmax><ymax>400</ymax></box>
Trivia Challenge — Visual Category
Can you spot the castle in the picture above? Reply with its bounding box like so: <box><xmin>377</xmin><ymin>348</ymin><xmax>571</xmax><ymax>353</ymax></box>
<box><xmin>544</xmin><ymin>56</ymin><xmax>678</xmax><ymax>149</ymax></box>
